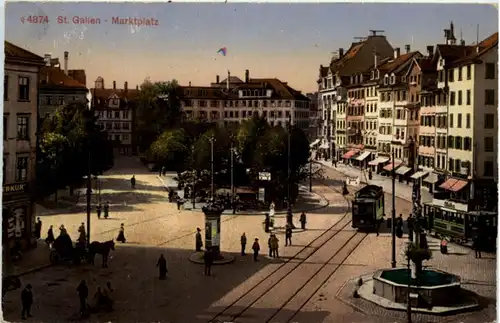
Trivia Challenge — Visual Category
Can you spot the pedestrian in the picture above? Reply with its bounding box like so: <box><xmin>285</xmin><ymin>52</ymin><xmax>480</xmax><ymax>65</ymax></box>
<box><xmin>299</xmin><ymin>212</ymin><xmax>307</xmax><ymax>230</ymax></box>
<box><xmin>285</xmin><ymin>224</ymin><xmax>293</xmax><ymax>246</ymax></box>
<box><xmin>376</xmin><ymin>215</ymin><xmax>383</xmax><ymax>237</ymax></box>
<box><xmin>96</xmin><ymin>203</ymin><xmax>102</xmax><ymax>219</ymax></box>
<box><xmin>104</xmin><ymin>202</ymin><xmax>110</xmax><ymax>219</ymax></box>
<box><xmin>195</xmin><ymin>227</ymin><xmax>203</xmax><ymax>252</ymax></box>
<box><xmin>156</xmin><ymin>254</ymin><xmax>168</xmax><ymax>279</ymax></box>
<box><xmin>407</xmin><ymin>214</ymin><xmax>414</xmax><ymax>242</ymax></box>
<box><xmin>286</xmin><ymin>209</ymin><xmax>295</xmax><ymax>228</ymax></box>
<box><xmin>396</xmin><ymin>214</ymin><xmax>404</xmax><ymax>239</ymax></box>
<box><xmin>264</xmin><ymin>213</ymin><xmax>270</xmax><ymax>233</ymax></box>
<box><xmin>59</xmin><ymin>224</ymin><xmax>68</xmax><ymax>237</ymax></box>
<box><xmin>176</xmin><ymin>194</ymin><xmax>183</xmax><ymax>211</ymax></box>
<box><xmin>204</xmin><ymin>248</ymin><xmax>213</xmax><ymax>276</ymax></box>
<box><xmin>252</xmin><ymin>238</ymin><xmax>260</xmax><ymax>261</ymax></box>
<box><xmin>35</xmin><ymin>217</ymin><xmax>42</xmax><ymax>239</ymax></box>
<box><xmin>117</xmin><ymin>223</ymin><xmax>126</xmax><ymax>243</ymax></box>
<box><xmin>46</xmin><ymin>225</ymin><xmax>55</xmax><ymax>247</ymax></box>
<box><xmin>270</xmin><ymin>234</ymin><xmax>279</xmax><ymax>258</ymax></box>
<box><xmin>240</xmin><ymin>232</ymin><xmax>247</xmax><ymax>256</ymax></box>
<box><xmin>78</xmin><ymin>222</ymin><xmax>86</xmax><ymax>246</ymax></box>
<box><xmin>130</xmin><ymin>175</ymin><xmax>136</xmax><ymax>189</ymax></box>
<box><xmin>267</xmin><ymin>234</ymin><xmax>273</xmax><ymax>257</ymax></box>
<box><xmin>77</xmin><ymin>280</ymin><xmax>88</xmax><ymax>315</ymax></box>
<box><xmin>473</xmin><ymin>234</ymin><xmax>482</xmax><ymax>259</ymax></box>
<box><xmin>21</xmin><ymin>284</ymin><xmax>33</xmax><ymax>320</ymax></box>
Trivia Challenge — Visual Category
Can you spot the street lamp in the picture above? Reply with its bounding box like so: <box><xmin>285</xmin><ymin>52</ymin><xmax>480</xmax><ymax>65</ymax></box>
<box><xmin>230</xmin><ymin>140</ymin><xmax>235</xmax><ymax>205</ymax></box>
<box><xmin>209</xmin><ymin>136</ymin><xmax>215</xmax><ymax>200</ymax></box>
<box><xmin>390</xmin><ymin>143</ymin><xmax>397</xmax><ymax>268</ymax></box>
<box><xmin>287</xmin><ymin>115</ymin><xmax>292</xmax><ymax>209</ymax></box>
<box><xmin>84</xmin><ymin>100</ymin><xmax>95</xmax><ymax>247</ymax></box>
<box><xmin>191</xmin><ymin>145</ymin><xmax>196</xmax><ymax>209</ymax></box>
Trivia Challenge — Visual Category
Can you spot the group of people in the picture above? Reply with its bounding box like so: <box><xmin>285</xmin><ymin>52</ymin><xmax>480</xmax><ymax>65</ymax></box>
<box><xmin>77</xmin><ymin>280</ymin><xmax>114</xmax><ymax>316</ymax></box>
<box><xmin>96</xmin><ymin>202</ymin><xmax>111</xmax><ymax>219</ymax></box>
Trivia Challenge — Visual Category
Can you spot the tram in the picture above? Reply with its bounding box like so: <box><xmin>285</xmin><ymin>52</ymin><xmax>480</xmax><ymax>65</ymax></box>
<box><xmin>423</xmin><ymin>203</ymin><xmax>497</xmax><ymax>249</ymax></box>
<box><xmin>352</xmin><ymin>185</ymin><xmax>385</xmax><ymax>230</ymax></box>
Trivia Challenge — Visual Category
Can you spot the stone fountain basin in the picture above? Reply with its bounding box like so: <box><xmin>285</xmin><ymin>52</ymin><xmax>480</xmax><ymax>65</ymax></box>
<box><xmin>373</xmin><ymin>268</ymin><xmax>461</xmax><ymax>307</ymax></box>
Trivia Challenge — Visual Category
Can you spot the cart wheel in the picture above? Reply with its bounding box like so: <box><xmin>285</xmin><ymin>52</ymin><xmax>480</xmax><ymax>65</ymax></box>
<box><xmin>49</xmin><ymin>250</ymin><xmax>61</xmax><ymax>264</ymax></box>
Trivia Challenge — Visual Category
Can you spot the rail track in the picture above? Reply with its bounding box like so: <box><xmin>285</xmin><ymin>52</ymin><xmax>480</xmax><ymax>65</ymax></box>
<box><xmin>205</xmin><ymin>177</ymin><xmax>366</xmax><ymax>323</ymax></box>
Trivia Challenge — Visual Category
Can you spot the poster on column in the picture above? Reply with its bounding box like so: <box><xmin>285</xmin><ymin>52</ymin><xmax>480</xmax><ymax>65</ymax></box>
<box><xmin>205</xmin><ymin>220</ymin><xmax>212</xmax><ymax>248</ymax></box>
<box><xmin>258</xmin><ymin>188</ymin><xmax>265</xmax><ymax>202</ymax></box>
<box><xmin>211</xmin><ymin>219</ymin><xmax>220</xmax><ymax>246</ymax></box>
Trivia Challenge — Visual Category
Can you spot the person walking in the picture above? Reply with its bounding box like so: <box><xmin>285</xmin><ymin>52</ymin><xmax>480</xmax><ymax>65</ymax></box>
<box><xmin>407</xmin><ymin>214</ymin><xmax>415</xmax><ymax>242</ymax></box>
<box><xmin>130</xmin><ymin>175</ymin><xmax>136</xmax><ymax>189</ymax></box>
<box><xmin>21</xmin><ymin>284</ymin><xmax>33</xmax><ymax>320</ymax></box>
<box><xmin>473</xmin><ymin>233</ymin><xmax>482</xmax><ymax>259</ymax></box>
<box><xmin>299</xmin><ymin>212</ymin><xmax>307</xmax><ymax>230</ymax></box>
<box><xmin>156</xmin><ymin>254</ymin><xmax>168</xmax><ymax>279</ymax></box>
<box><xmin>77</xmin><ymin>280</ymin><xmax>89</xmax><ymax>315</ymax></box>
<box><xmin>252</xmin><ymin>238</ymin><xmax>260</xmax><ymax>261</ymax></box>
<box><xmin>396</xmin><ymin>214</ymin><xmax>404</xmax><ymax>239</ymax></box>
<box><xmin>285</xmin><ymin>224</ymin><xmax>293</xmax><ymax>246</ymax></box>
<box><xmin>103</xmin><ymin>202</ymin><xmax>110</xmax><ymax>219</ymax></box>
<box><xmin>270</xmin><ymin>234</ymin><xmax>279</xmax><ymax>258</ymax></box>
<box><xmin>264</xmin><ymin>213</ymin><xmax>271</xmax><ymax>233</ymax></box>
<box><xmin>267</xmin><ymin>234</ymin><xmax>273</xmax><ymax>257</ymax></box>
<box><xmin>195</xmin><ymin>228</ymin><xmax>203</xmax><ymax>252</ymax></box>
<box><xmin>78</xmin><ymin>222</ymin><xmax>86</xmax><ymax>246</ymax></box>
<box><xmin>35</xmin><ymin>217</ymin><xmax>42</xmax><ymax>239</ymax></box>
<box><xmin>96</xmin><ymin>203</ymin><xmax>102</xmax><ymax>219</ymax></box>
<box><xmin>46</xmin><ymin>225</ymin><xmax>55</xmax><ymax>247</ymax></box>
<box><xmin>240</xmin><ymin>233</ymin><xmax>247</xmax><ymax>256</ymax></box>
<box><xmin>204</xmin><ymin>248</ymin><xmax>213</xmax><ymax>276</ymax></box>
<box><xmin>117</xmin><ymin>224</ymin><xmax>126</xmax><ymax>243</ymax></box>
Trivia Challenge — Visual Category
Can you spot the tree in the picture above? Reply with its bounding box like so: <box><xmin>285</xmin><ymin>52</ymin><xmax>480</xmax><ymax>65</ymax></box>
<box><xmin>149</xmin><ymin>129</ymin><xmax>188</xmax><ymax>172</ymax></box>
<box><xmin>235</xmin><ymin>115</ymin><xmax>270</xmax><ymax>168</ymax></box>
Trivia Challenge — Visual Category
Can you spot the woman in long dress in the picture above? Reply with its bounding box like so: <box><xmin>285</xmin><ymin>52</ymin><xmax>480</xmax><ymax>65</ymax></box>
<box><xmin>116</xmin><ymin>224</ymin><xmax>126</xmax><ymax>243</ymax></box>
<box><xmin>156</xmin><ymin>254</ymin><xmax>168</xmax><ymax>279</ymax></box>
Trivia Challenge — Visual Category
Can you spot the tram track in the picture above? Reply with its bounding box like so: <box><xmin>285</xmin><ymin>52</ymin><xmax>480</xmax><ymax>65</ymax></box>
<box><xmin>206</xmin><ymin>174</ymin><xmax>356</xmax><ymax>323</ymax></box>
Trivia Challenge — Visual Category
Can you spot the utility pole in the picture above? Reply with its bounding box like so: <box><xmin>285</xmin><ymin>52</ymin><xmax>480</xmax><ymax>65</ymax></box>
<box><xmin>391</xmin><ymin>148</ymin><xmax>396</xmax><ymax>268</ymax></box>
<box><xmin>210</xmin><ymin>136</ymin><xmax>215</xmax><ymax>200</ymax></box>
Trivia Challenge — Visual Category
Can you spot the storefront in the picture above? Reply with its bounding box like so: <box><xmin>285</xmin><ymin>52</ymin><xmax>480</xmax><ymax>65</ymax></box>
<box><xmin>2</xmin><ymin>182</ymin><xmax>36</xmax><ymax>253</ymax></box>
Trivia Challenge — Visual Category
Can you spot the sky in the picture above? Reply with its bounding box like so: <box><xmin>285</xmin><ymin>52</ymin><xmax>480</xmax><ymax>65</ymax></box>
<box><xmin>5</xmin><ymin>3</ymin><xmax>498</xmax><ymax>93</ymax></box>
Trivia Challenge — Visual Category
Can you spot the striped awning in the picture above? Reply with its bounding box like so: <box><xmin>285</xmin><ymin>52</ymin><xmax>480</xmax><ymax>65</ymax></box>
<box><xmin>440</xmin><ymin>178</ymin><xmax>469</xmax><ymax>192</ymax></box>
<box><xmin>355</xmin><ymin>151</ymin><xmax>371</xmax><ymax>161</ymax></box>
<box><xmin>411</xmin><ymin>171</ymin><xmax>429</xmax><ymax>179</ymax></box>
<box><xmin>368</xmin><ymin>157</ymin><xmax>389</xmax><ymax>166</ymax></box>
<box><xmin>342</xmin><ymin>150</ymin><xmax>357</xmax><ymax>159</ymax></box>
<box><xmin>383</xmin><ymin>162</ymin><xmax>401</xmax><ymax>172</ymax></box>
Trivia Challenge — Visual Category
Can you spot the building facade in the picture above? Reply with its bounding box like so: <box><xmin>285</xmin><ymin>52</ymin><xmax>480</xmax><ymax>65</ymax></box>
<box><xmin>180</xmin><ymin>70</ymin><xmax>310</xmax><ymax>131</ymax></box>
<box><xmin>92</xmin><ymin>78</ymin><xmax>139</xmax><ymax>156</ymax></box>
<box><xmin>3</xmin><ymin>41</ymin><xmax>45</xmax><ymax>254</ymax></box>
<box><xmin>306</xmin><ymin>92</ymin><xmax>320</xmax><ymax>141</ymax></box>
<box><xmin>39</xmin><ymin>51</ymin><xmax>88</xmax><ymax>120</ymax></box>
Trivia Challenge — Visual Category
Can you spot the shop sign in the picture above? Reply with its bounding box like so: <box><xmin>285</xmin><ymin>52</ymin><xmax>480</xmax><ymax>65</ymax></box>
<box><xmin>3</xmin><ymin>183</ymin><xmax>29</xmax><ymax>195</ymax></box>
<box><xmin>433</xmin><ymin>198</ymin><xmax>468</xmax><ymax>212</ymax></box>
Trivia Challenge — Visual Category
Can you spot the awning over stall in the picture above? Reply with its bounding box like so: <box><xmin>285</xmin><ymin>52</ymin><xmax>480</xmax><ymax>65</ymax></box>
<box><xmin>396</xmin><ymin>166</ymin><xmax>412</xmax><ymax>175</ymax></box>
<box><xmin>410</xmin><ymin>171</ymin><xmax>429</xmax><ymax>179</ymax></box>
<box><xmin>355</xmin><ymin>151</ymin><xmax>371</xmax><ymax>161</ymax></box>
<box><xmin>383</xmin><ymin>162</ymin><xmax>401</xmax><ymax>172</ymax></box>
<box><xmin>439</xmin><ymin>178</ymin><xmax>459</xmax><ymax>190</ymax></box>
<box><xmin>423</xmin><ymin>173</ymin><xmax>439</xmax><ymax>184</ymax></box>
<box><xmin>368</xmin><ymin>157</ymin><xmax>389</xmax><ymax>166</ymax></box>
<box><xmin>310</xmin><ymin>139</ymin><xmax>320</xmax><ymax>147</ymax></box>
<box><xmin>342</xmin><ymin>150</ymin><xmax>357</xmax><ymax>159</ymax></box>
<box><xmin>448</xmin><ymin>179</ymin><xmax>469</xmax><ymax>192</ymax></box>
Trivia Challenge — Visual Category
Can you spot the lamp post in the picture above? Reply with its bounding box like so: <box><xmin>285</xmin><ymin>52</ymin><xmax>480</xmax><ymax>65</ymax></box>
<box><xmin>191</xmin><ymin>145</ymin><xmax>196</xmax><ymax>209</ymax></box>
<box><xmin>309</xmin><ymin>158</ymin><xmax>313</xmax><ymax>193</ymax></box>
<box><xmin>209</xmin><ymin>136</ymin><xmax>215</xmax><ymax>200</ymax></box>
<box><xmin>287</xmin><ymin>115</ymin><xmax>292</xmax><ymax>209</ymax></box>
<box><xmin>84</xmin><ymin>110</ymin><xmax>93</xmax><ymax>247</ymax></box>
<box><xmin>391</xmin><ymin>148</ymin><xmax>396</xmax><ymax>268</ymax></box>
<box><xmin>230</xmin><ymin>141</ymin><xmax>235</xmax><ymax>204</ymax></box>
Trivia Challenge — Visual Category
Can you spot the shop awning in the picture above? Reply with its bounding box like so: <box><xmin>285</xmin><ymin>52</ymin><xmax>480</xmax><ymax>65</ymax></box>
<box><xmin>342</xmin><ymin>150</ymin><xmax>357</xmax><ymax>159</ymax></box>
<box><xmin>319</xmin><ymin>143</ymin><xmax>329</xmax><ymax>149</ymax></box>
<box><xmin>310</xmin><ymin>139</ymin><xmax>320</xmax><ymax>147</ymax></box>
<box><xmin>396</xmin><ymin>166</ymin><xmax>412</xmax><ymax>175</ymax></box>
<box><xmin>439</xmin><ymin>178</ymin><xmax>459</xmax><ymax>190</ymax></box>
<box><xmin>383</xmin><ymin>162</ymin><xmax>401</xmax><ymax>172</ymax></box>
<box><xmin>423</xmin><ymin>173</ymin><xmax>439</xmax><ymax>184</ymax></box>
<box><xmin>355</xmin><ymin>151</ymin><xmax>371</xmax><ymax>161</ymax></box>
<box><xmin>368</xmin><ymin>157</ymin><xmax>389</xmax><ymax>166</ymax></box>
<box><xmin>411</xmin><ymin>171</ymin><xmax>429</xmax><ymax>179</ymax></box>
<box><xmin>448</xmin><ymin>179</ymin><xmax>469</xmax><ymax>192</ymax></box>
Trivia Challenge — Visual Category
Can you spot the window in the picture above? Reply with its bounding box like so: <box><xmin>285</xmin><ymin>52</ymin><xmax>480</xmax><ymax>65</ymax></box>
<box><xmin>16</xmin><ymin>116</ymin><xmax>29</xmax><ymax>140</ymax></box>
<box><xmin>123</xmin><ymin>110</ymin><xmax>129</xmax><ymax>119</ymax></box>
<box><xmin>484</xmin><ymin>137</ymin><xmax>494</xmax><ymax>152</ymax></box>
<box><xmin>58</xmin><ymin>96</ymin><xmax>64</xmax><ymax>105</ymax></box>
<box><xmin>466</xmin><ymin>65</ymin><xmax>471</xmax><ymax>80</ymax></box>
<box><xmin>449</xmin><ymin>114</ymin><xmax>454</xmax><ymax>128</ymax></box>
<box><xmin>4</xmin><ymin>75</ymin><xmax>8</xmax><ymax>101</ymax></box>
<box><xmin>458</xmin><ymin>67</ymin><xmax>463</xmax><ymax>81</ymax></box>
<box><xmin>122</xmin><ymin>122</ymin><xmax>130</xmax><ymax>130</ymax></box>
<box><xmin>457</xmin><ymin>114</ymin><xmax>462</xmax><ymax>128</ymax></box>
<box><xmin>485</xmin><ymin>89</ymin><xmax>495</xmax><ymax>105</ymax></box>
<box><xmin>464</xmin><ymin>137</ymin><xmax>472</xmax><ymax>150</ymax></box>
<box><xmin>449</xmin><ymin>91</ymin><xmax>455</xmax><ymax>105</ymax></box>
<box><xmin>466</xmin><ymin>89</ymin><xmax>471</xmax><ymax>105</ymax></box>
<box><xmin>449</xmin><ymin>158</ymin><xmax>454</xmax><ymax>172</ymax></box>
<box><xmin>448</xmin><ymin>69</ymin><xmax>454</xmax><ymax>82</ymax></box>
<box><xmin>3</xmin><ymin>115</ymin><xmax>7</xmax><ymax>140</ymax></box>
<box><xmin>466</xmin><ymin>114</ymin><xmax>471</xmax><ymax>128</ymax></box>
<box><xmin>18</xmin><ymin>77</ymin><xmax>29</xmax><ymax>101</ymax></box>
<box><xmin>455</xmin><ymin>136</ymin><xmax>462</xmax><ymax>149</ymax></box>
<box><xmin>457</xmin><ymin>90</ymin><xmax>462</xmax><ymax>105</ymax></box>
<box><xmin>114</xmin><ymin>111</ymin><xmax>120</xmax><ymax>119</ymax></box>
<box><xmin>107</xmin><ymin>111</ymin><xmax>112</xmax><ymax>118</ymax></box>
<box><xmin>16</xmin><ymin>156</ymin><xmax>28</xmax><ymax>181</ymax></box>
<box><xmin>485</xmin><ymin>63</ymin><xmax>495</xmax><ymax>79</ymax></box>
<box><xmin>455</xmin><ymin>159</ymin><xmax>461</xmax><ymax>172</ymax></box>
<box><xmin>122</xmin><ymin>134</ymin><xmax>129</xmax><ymax>141</ymax></box>
<box><xmin>45</xmin><ymin>96</ymin><xmax>52</xmax><ymax>105</ymax></box>
<box><xmin>485</xmin><ymin>114</ymin><xmax>495</xmax><ymax>129</ymax></box>
<box><xmin>484</xmin><ymin>161</ymin><xmax>494</xmax><ymax>176</ymax></box>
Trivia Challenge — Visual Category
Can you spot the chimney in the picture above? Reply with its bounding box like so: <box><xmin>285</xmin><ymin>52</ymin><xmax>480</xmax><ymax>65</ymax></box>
<box><xmin>405</xmin><ymin>45</ymin><xmax>411</xmax><ymax>53</ymax></box>
<box><xmin>426</xmin><ymin>45</ymin><xmax>434</xmax><ymax>57</ymax></box>
<box><xmin>64</xmin><ymin>51</ymin><xmax>69</xmax><ymax>75</ymax></box>
<box><xmin>394</xmin><ymin>48</ymin><xmax>400</xmax><ymax>59</ymax></box>
<box><xmin>124</xmin><ymin>81</ymin><xmax>128</xmax><ymax>91</ymax></box>
<box><xmin>338</xmin><ymin>48</ymin><xmax>344</xmax><ymax>58</ymax></box>
<box><xmin>245</xmin><ymin>69</ymin><xmax>249</xmax><ymax>83</ymax></box>
<box><xmin>44</xmin><ymin>54</ymin><xmax>51</xmax><ymax>67</ymax></box>
<box><xmin>216</xmin><ymin>75</ymin><xmax>220</xmax><ymax>84</ymax></box>
<box><xmin>374</xmin><ymin>52</ymin><xmax>378</xmax><ymax>68</ymax></box>
<box><xmin>113</xmin><ymin>81</ymin><xmax>116</xmax><ymax>89</ymax></box>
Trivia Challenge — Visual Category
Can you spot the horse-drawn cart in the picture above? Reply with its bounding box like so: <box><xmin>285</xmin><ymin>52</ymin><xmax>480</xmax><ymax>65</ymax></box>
<box><xmin>49</xmin><ymin>235</ymin><xmax>88</xmax><ymax>265</ymax></box>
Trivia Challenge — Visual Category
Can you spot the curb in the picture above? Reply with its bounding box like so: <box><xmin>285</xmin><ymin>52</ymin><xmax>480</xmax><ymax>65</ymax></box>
<box><xmin>10</xmin><ymin>263</ymin><xmax>53</xmax><ymax>278</ymax></box>
<box><xmin>157</xmin><ymin>176</ymin><xmax>330</xmax><ymax>216</ymax></box>
<box><xmin>188</xmin><ymin>252</ymin><xmax>236</xmax><ymax>265</ymax></box>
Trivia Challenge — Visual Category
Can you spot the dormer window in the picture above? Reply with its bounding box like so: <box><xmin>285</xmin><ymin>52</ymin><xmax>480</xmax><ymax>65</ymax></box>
<box><xmin>376</xmin><ymin>70</ymin><xmax>380</xmax><ymax>79</ymax></box>
<box><xmin>371</xmin><ymin>71</ymin><xmax>375</xmax><ymax>80</ymax></box>
<box><xmin>402</xmin><ymin>76</ymin><xmax>406</xmax><ymax>82</ymax></box>
<box><xmin>350</xmin><ymin>76</ymin><xmax>354</xmax><ymax>84</ymax></box>
<box><xmin>384</xmin><ymin>75</ymin><xmax>389</xmax><ymax>85</ymax></box>
<box><xmin>359</xmin><ymin>74</ymin><xmax>363</xmax><ymax>83</ymax></box>
<box><xmin>390</xmin><ymin>75</ymin><xmax>396</xmax><ymax>85</ymax></box>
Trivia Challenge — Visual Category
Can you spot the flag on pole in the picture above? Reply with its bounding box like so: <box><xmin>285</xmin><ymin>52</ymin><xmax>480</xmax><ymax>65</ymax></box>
<box><xmin>217</xmin><ymin>47</ymin><xmax>227</xmax><ymax>56</ymax></box>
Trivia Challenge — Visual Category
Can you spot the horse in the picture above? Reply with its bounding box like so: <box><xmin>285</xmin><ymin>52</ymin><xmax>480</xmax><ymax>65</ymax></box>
<box><xmin>88</xmin><ymin>240</ymin><xmax>115</xmax><ymax>268</ymax></box>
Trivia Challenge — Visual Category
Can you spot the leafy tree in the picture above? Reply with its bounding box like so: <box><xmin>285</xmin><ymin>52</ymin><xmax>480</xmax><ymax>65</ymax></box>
<box><xmin>235</xmin><ymin>115</ymin><xmax>270</xmax><ymax>168</ymax></box>
<box><xmin>149</xmin><ymin>129</ymin><xmax>188</xmax><ymax>172</ymax></box>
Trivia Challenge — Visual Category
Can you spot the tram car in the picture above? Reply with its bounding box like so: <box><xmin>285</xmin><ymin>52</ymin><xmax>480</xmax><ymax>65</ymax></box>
<box><xmin>352</xmin><ymin>185</ymin><xmax>385</xmax><ymax>230</ymax></box>
<box><xmin>423</xmin><ymin>203</ymin><xmax>497</xmax><ymax>249</ymax></box>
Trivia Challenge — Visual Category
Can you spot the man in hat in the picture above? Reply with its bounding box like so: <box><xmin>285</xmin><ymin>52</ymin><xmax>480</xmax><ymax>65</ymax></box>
<box><xmin>252</xmin><ymin>238</ymin><xmax>260</xmax><ymax>261</ymax></box>
<box><xmin>195</xmin><ymin>228</ymin><xmax>203</xmax><ymax>252</ymax></box>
